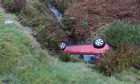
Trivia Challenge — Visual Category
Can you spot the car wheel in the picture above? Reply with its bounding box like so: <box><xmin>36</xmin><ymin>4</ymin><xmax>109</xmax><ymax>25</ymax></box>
<box><xmin>59</xmin><ymin>42</ymin><xmax>67</xmax><ymax>50</ymax></box>
<box><xmin>93</xmin><ymin>38</ymin><xmax>105</xmax><ymax>48</ymax></box>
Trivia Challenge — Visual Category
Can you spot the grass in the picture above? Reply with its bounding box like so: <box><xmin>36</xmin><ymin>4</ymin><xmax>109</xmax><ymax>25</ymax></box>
<box><xmin>18</xmin><ymin>0</ymin><xmax>55</xmax><ymax>26</ymax></box>
<box><xmin>0</xmin><ymin>4</ymin><xmax>140</xmax><ymax>84</ymax></box>
<box><xmin>17</xmin><ymin>0</ymin><xmax>66</xmax><ymax>50</ymax></box>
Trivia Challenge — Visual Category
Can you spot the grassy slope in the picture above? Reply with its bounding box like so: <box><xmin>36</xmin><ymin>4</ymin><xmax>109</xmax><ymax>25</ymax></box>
<box><xmin>0</xmin><ymin>6</ymin><xmax>140</xmax><ymax>84</ymax></box>
<box><xmin>17</xmin><ymin>0</ymin><xmax>66</xmax><ymax>50</ymax></box>
<box><xmin>19</xmin><ymin>0</ymin><xmax>56</xmax><ymax>26</ymax></box>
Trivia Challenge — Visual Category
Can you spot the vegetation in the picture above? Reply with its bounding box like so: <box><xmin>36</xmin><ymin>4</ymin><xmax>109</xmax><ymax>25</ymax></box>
<box><xmin>18</xmin><ymin>0</ymin><xmax>54</xmax><ymax>26</ymax></box>
<box><xmin>98</xmin><ymin>21</ymin><xmax>140</xmax><ymax>48</ymax></box>
<box><xmin>1</xmin><ymin>8</ymin><xmax>140</xmax><ymax>84</ymax></box>
<box><xmin>16</xmin><ymin>0</ymin><xmax>65</xmax><ymax>50</ymax></box>
<box><xmin>0</xmin><ymin>0</ymin><xmax>140</xmax><ymax>84</ymax></box>
<box><xmin>95</xmin><ymin>45</ymin><xmax>140</xmax><ymax>76</ymax></box>
<box><xmin>81</xmin><ymin>19</ymin><xmax>89</xmax><ymax>29</ymax></box>
<box><xmin>2</xmin><ymin>0</ymin><xmax>26</xmax><ymax>13</ymax></box>
<box><xmin>94</xmin><ymin>21</ymin><xmax>140</xmax><ymax>76</ymax></box>
<box><xmin>61</xmin><ymin>17</ymin><xmax>75</xmax><ymax>28</ymax></box>
<box><xmin>61</xmin><ymin>17</ymin><xmax>75</xmax><ymax>35</ymax></box>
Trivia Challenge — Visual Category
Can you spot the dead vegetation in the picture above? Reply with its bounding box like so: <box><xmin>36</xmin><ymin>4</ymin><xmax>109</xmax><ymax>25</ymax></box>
<box><xmin>64</xmin><ymin>0</ymin><xmax>140</xmax><ymax>42</ymax></box>
<box><xmin>1</xmin><ymin>0</ymin><xmax>26</xmax><ymax>13</ymax></box>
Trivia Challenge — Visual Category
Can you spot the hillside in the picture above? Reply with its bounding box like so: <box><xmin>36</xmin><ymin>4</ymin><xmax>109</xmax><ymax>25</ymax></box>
<box><xmin>63</xmin><ymin>0</ymin><xmax>140</xmax><ymax>41</ymax></box>
<box><xmin>1</xmin><ymin>6</ymin><xmax>140</xmax><ymax>84</ymax></box>
<box><xmin>0</xmin><ymin>0</ymin><xmax>140</xmax><ymax>84</ymax></box>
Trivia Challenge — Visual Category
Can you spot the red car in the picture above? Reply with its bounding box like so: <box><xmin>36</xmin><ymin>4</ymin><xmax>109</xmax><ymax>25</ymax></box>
<box><xmin>59</xmin><ymin>38</ymin><xmax>110</xmax><ymax>62</ymax></box>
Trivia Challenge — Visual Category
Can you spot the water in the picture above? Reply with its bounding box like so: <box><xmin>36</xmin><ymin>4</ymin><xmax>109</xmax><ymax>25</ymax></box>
<box><xmin>47</xmin><ymin>0</ymin><xmax>63</xmax><ymax>21</ymax></box>
<box><xmin>46</xmin><ymin>0</ymin><xmax>77</xmax><ymax>44</ymax></box>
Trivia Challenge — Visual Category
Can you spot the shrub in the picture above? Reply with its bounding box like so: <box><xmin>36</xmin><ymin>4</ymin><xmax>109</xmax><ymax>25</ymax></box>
<box><xmin>60</xmin><ymin>17</ymin><xmax>76</xmax><ymax>36</ymax></box>
<box><xmin>98</xmin><ymin>21</ymin><xmax>140</xmax><ymax>48</ymax></box>
<box><xmin>95</xmin><ymin>45</ymin><xmax>140</xmax><ymax>76</ymax></box>
<box><xmin>2</xmin><ymin>0</ymin><xmax>26</xmax><ymax>13</ymax></box>
<box><xmin>81</xmin><ymin>19</ymin><xmax>89</xmax><ymax>29</ymax></box>
<box><xmin>38</xmin><ymin>25</ymin><xmax>46</xmax><ymax>35</ymax></box>
<box><xmin>18</xmin><ymin>6</ymin><xmax>41</xmax><ymax>27</ymax></box>
<box><xmin>61</xmin><ymin>17</ymin><xmax>75</xmax><ymax>29</ymax></box>
<box><xmin>95</xmin><ymin>21</ymin><xmax>140</xmax><ymax>76</ymax></box>
<box><xmin>47</xmin><ymin>35</ymin><xmax>58</xmax><ymax>49</ymax></box>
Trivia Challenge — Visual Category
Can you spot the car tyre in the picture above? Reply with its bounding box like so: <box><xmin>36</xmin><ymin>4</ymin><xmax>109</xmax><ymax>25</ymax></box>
<box><xmin>59</xmin><ymin>42</ymin><xmax>67</xmax><ymax>50</ymax></box>
<box><xmin>93</xmin><ymin>38</ymin><xmax>105</xmax><ymax>48</ymax></box>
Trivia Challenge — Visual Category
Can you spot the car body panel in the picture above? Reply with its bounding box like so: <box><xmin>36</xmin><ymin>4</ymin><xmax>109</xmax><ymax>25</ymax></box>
<box><xmin>64</xmin><ymin>44</ymin><xmax>110</xmax><ymax>56</ymax></box>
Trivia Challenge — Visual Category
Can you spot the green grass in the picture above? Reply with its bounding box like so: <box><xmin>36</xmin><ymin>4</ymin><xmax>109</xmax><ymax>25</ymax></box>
<box><xmin>18</xmin><ymin>0</ymin><xmax>55</xmax><ymax>26</ymax></box>
<box><xmin>0</xmin><ymin>5</ymin><xmax>140</xmax><ymax>84</ymax></box>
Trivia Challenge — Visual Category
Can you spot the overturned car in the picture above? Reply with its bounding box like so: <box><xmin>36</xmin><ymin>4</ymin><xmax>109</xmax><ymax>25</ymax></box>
<box><xmin>59</xmin><ymin>38</ymin><xmax>110</xmax><ymax>63</ymax></box>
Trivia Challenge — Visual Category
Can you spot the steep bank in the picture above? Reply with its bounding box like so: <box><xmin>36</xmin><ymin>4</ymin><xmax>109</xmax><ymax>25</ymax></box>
<box><xmin>17</xmin><ymin>0</ymin><xmax>66</xmax><ymax>51</ymax></box>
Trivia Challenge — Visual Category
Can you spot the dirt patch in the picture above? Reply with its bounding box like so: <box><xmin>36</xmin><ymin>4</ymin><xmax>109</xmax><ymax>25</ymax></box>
<box><xmin>64</xmin><ymin>0</ymin><xmax>140</xmax><ymax>41</ymax></box>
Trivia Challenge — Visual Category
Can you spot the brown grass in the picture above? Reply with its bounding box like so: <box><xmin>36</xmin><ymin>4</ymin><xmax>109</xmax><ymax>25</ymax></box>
<box><xmin>1</xmin><ymin>0</ymin><xmax>26</xmax><ymax>13</ymax></box>
<box><xmin>64</xmin><ymin>0</ymin><xmax>140</xmax><ymax>42</ymax></box>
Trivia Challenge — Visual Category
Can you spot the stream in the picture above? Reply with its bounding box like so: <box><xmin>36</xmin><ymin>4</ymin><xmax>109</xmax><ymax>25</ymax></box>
<box><xmin>46</xmin><ymin>0</ymin><xmax>77</xmax><ymax>45</ymax></box>
<box><xmin>47</xmin><ymin>0</ymin><xmax>63</xmax><ymax>21</ymax></box>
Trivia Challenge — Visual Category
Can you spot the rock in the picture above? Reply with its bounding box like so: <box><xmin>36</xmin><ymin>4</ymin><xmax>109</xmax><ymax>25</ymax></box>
<box><xmin>5</xmin><ymin>19</ymin><xmax>13</xmax><ymax>24</ymax></box>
